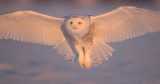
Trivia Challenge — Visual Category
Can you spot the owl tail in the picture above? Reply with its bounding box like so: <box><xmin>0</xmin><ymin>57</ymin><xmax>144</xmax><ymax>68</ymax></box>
<box><xmin>90</xmin><ymin>40</ymin><xmax>115</xmax><ymax>66</ymax></box>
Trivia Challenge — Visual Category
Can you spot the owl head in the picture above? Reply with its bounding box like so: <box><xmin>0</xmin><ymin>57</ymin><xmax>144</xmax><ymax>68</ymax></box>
<box><xmin>64</xmin><ymin>15</ymin><xmax>91</xmax><ymax>36</ymax></box>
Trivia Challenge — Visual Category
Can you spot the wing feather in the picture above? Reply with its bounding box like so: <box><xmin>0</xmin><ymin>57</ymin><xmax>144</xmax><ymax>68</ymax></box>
<box><xmin>92</xmin><ymin>6</ymin><xmax>160</xmax><ymax>43</ymax></box>
<box><xmin>0</xmin><ymin>11</ymin><xmax>64</xmax><ymax>45</ymax></box>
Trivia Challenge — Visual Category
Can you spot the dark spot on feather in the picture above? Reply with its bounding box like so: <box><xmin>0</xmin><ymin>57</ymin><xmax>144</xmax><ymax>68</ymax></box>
<box><xmin>71</xmin><ymin>56</ymin><xmax>73</xmax><ymax>58</ymax></box>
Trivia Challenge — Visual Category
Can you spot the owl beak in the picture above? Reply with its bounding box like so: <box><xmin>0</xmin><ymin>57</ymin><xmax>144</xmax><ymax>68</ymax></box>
<box><xmin>73</xmin><ymin>27</ymin><xmax>78</xmax><ymax>30</ymax></box>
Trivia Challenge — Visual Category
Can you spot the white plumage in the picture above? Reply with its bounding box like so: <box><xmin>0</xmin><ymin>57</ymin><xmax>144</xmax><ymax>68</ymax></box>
<box><xmin>0</xmin><ymin>6</ymin><xmax>160</xmax><ymax>68</ymax></box>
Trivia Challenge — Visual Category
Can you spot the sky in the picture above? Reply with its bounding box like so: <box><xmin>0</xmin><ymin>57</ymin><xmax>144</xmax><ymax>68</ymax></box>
<box><xmin>0</xmin><ymin>0</ymin><xmax>160</xmax><ymax>84</ymax></box>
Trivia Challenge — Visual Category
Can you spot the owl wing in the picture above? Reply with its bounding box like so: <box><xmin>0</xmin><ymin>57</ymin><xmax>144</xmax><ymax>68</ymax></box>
<box><xmin>0</xmin><ymin>11</ymin><xmax>76</xmax><ymax>61</ymax></box>
<box><xmin>0</xmin><ymin>11</ymin><xmax>64</xmax><ymax>45</ymax></box>
<box><xmin>91</xmin><ymin>6</ymin><xmax>160</xmax><ymax>43</ymax></box>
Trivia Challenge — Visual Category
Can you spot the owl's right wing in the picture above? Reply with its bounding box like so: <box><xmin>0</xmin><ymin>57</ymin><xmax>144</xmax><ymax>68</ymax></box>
<box><xmin>0</xmin><ymin>11</ymin><xmax>76</xmax><ymax>62</ymax></box>
<box><xmin>91</xmin><ymin>6</ymin><xmax>160</xmax><ymax>43</ymax></box>
<box><xmin>0</xmin><ymin>11</ymin><xmax>65</xmax><ymax>45</ymax></box>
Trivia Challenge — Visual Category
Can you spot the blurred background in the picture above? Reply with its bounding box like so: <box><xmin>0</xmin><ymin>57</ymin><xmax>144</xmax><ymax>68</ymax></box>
<box><xmin>0</xmin><ymin>0</ymin><xmax>160</xmax><ymax>84</ymax></box>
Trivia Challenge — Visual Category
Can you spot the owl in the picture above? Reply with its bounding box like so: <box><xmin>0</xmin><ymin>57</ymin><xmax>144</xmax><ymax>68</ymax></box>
<box><xmin>0</xmin><ymin>6</ymin><xmax>160</xmax><ymax>68</ymax></box>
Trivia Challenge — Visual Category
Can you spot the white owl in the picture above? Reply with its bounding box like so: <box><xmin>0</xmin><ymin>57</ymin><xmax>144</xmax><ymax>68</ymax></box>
<box><xmin>0</xmin><ymin>6</ymin><xmax>160</xmax><ymax>68</ymax></box>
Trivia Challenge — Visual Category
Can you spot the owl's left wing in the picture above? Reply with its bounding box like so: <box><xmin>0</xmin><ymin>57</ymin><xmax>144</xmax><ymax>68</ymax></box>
<box><xmin>91</xmin><ymin>6</ymin><xmax>160</xmax><ymax>43</ymax></box>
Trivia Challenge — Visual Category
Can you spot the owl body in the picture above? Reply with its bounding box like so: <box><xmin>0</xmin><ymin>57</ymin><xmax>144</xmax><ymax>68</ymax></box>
<box><xmin>0</xmin><ymin>6</ymin><xmax>160</xmax><ymax>68</ymax></box>
<box><xmin>64</xmin><ymin>15</ymin><xmax>94</xmax><ymax>68</ymax></box>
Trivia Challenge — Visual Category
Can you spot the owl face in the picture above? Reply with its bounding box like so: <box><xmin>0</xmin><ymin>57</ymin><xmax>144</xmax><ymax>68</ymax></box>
<box><xmin>64</xmin><ymin>15</ymin><xmax>91</xmax><ymax>36</ymax></box>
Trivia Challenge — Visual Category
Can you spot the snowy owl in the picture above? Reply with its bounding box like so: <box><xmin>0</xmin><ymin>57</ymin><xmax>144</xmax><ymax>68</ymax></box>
<box><xmin>0</xmin><ymin>6</ymin><xmax>160</xmax><ymax>68</ymax></box>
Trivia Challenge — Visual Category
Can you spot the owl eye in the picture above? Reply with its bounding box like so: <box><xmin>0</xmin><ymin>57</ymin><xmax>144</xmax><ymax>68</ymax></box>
<box><xmin>69</xmin><ymin>22</ymin><xmax>73</xmax><ymax>25</ymax></box>
<box><xmin>78</xmin><ymin>22</ymin><xmax>83</xmax><ymax>25</ymax></box>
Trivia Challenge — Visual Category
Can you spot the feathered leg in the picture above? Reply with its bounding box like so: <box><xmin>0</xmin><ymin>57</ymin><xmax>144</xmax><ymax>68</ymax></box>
<box><xmin>84</xmin><ymin>46</ymin><xmax>92</xmax><ymax>68</ymax></box>
<box><xmin>75</xmin><ymin>45</ymin><xmax>85</xmax><ymax>67</ymax></box>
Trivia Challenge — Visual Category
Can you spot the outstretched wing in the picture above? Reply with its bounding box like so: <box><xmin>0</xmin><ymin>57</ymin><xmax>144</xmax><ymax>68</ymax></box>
<box><xmin>91</xmin><ymin>6</ymin><xmax>160</xmax><ymax>43</ymax></box>
<box><xmin>0</xmin><ymin>11</ymin><xmax>64</xmax><ymax>45</ymax></box>
<box><xmin>0</xmin><ymin>11</ymin><xmax>76</xmax><ymax>61</ymax></box>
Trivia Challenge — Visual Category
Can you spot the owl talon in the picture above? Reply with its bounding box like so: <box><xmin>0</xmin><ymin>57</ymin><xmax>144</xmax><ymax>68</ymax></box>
<box><xmin>79</xmin><ymin>62</ymin><xmax>85</xmax><ymax>68</ymax></box>
<box><xmin>79</xmin><ymin>58</ymin><xmax>84</xmax><ymax>68</ymax></box>
<box><xmin>84</xmin><ymin>55</ymin><xmax>92</xmax><ymax>68</ymax></box>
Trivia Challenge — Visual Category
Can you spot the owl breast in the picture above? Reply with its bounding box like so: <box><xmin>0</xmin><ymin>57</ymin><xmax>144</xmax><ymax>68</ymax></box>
<box><xmin>68</xmin><ymin>26</ymin><xmax>94</xmax><ymax>47</ymax></box>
